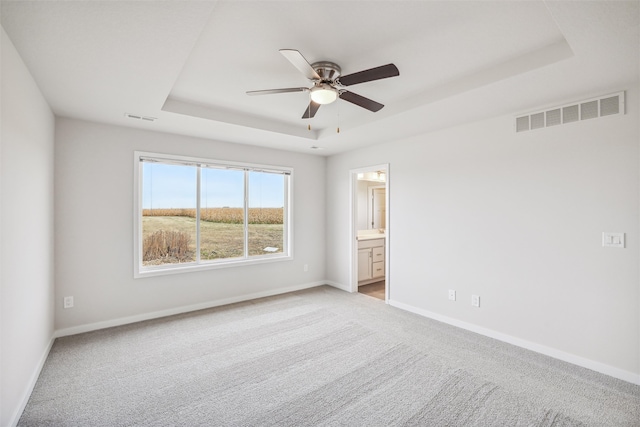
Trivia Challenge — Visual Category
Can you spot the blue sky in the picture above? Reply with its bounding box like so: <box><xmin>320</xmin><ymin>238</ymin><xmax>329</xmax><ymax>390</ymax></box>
<box><xmin>142</xmin><ymin>163</ymin><xmax>284</xmax><ymax>209</ymax></box>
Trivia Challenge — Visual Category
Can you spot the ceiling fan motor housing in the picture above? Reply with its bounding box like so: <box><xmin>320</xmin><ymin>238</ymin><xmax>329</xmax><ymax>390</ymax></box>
<box><xmin>311</xmin><ymin>61</ymin><xmax>341</xmax><ymax>83</ymax></box>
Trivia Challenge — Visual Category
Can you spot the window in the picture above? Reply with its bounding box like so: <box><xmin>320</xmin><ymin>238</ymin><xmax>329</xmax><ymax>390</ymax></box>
<box><xmin>134</xmin><ymin>152</ymin><xmax>291</xmax><ymax>277</ymax></box>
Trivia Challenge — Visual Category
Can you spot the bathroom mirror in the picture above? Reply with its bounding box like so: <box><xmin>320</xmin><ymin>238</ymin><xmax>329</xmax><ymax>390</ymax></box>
<box><xmin>356</xmin><ymin>172</ymin><xmax>386</xmax><ymax>231</ymax></box>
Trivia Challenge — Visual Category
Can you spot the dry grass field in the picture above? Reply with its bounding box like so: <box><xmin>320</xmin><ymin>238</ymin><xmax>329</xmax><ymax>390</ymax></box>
<box><xmin>142</xmin><ymin>208</ymin><xmax>283</xmax><ymax>224</ymax></box>
<box><xmin>142</xmin><ymin>214</ymin><xmax>284</xmax><ymax>266</ymax></box>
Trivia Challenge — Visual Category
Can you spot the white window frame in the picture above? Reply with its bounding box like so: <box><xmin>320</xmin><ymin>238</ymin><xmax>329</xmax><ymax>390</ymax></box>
<box><xmin>133</xmin><ymin>151</ymin><xmax>293</xmax><ymax>278</ymax></box>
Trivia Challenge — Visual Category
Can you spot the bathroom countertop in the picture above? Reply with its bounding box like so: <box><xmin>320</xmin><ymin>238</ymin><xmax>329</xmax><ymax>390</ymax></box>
<box><xmin>357</xmin><ymin>232</ymin><xmax>386</xmax><ymax>241</ymax></box>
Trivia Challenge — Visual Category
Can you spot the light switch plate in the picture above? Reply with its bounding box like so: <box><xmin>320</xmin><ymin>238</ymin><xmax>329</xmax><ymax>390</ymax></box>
<box><xmin>602</xmin><ymin>232</ymin><xmax>625</xmax><ymax>248</ymax></box>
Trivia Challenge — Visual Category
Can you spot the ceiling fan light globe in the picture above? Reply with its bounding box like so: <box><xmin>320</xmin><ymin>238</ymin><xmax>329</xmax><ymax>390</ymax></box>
<box><xmin>310</xmin><ymin>85</ymin><xmax>338</xmax><ymax>105</ymax></box>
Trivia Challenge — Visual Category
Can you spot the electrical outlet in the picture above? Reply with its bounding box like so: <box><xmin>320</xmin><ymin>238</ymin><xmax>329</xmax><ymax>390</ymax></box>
<box><xmin>304</xmin><ymin>264</ymin><xmax>309</xmax><ymax>272</ymax></box>
<box><xmin>472</xmin><ymin>295</ymin><xmax>480</xmax><ymax>308</ymax></box>
<box><xmin>63</xmin><ymin>296</ymin><xmax>74</xmax><ymax>309</ymax></box>
<box><xmin>448</xmin><ymin>290</ymin><xmax>456</xmax><ymax>301</ymax></box>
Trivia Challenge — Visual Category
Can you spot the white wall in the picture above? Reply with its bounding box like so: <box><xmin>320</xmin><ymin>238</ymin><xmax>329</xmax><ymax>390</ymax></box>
<box><xmin>1</xmin><ymin>28</ymin><xmax>56</xmax><ymax>426</ymax></box>
<box><xmin>326</xmin><ymin>86</ymin><xmax>640</xmax><ymax>382</ymax></box>
<box><xmin>54</xmin><ymin>118</ymin><xmax>326</xmax><ymax>332</ymax></box>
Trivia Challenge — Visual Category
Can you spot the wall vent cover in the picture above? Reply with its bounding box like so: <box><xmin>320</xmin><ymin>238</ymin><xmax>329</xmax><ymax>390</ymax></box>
<box><xmin>515</xmin><ymin>91</ymin><xmax>625</xmax><ymax>133</ymax></box>
<box><xmin>516</xmin><ymin>116</ymin><xmax>530</xmax><ymax>132</ymax></box>
<box><xmin>600</xmin><ymin>96</ymin><xmax>620</xmax><ymax>116</ymax></box>
<box><xmin>530</xmin><ymin>112</ymin><xmax>545</xmax><ymax>130</ymax></box>
<box><xmin>545</xmin><ymin>109</ymin><xmax>561</xmax><ymax>127</ymax></box>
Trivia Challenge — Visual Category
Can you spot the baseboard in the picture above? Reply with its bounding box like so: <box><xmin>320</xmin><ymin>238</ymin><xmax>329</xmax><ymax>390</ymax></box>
<box><xmin>9</xmin><ymin>334</ymin><xmax>55</xmax><ymax>427</ymax></box>
<box><xmin>325</xmin><ymin>280</ymin><xmax>351</xmax><ymax>292</ymax></box>
<box><xmin>55</xmin><ymin>281</ymin><xmax>326</xmax><ymax>338</ymax></box>
<box><xmin>388</xmin><ymin>299</ymin><xmax>640</xmax><ymax>386</ymax></box>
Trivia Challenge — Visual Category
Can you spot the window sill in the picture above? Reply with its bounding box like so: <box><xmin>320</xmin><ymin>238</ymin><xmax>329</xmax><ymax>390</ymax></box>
<box><xmin>134</xmin><ymin>254</ymin><xmax>293</xmax><ymax>279</ymax></box>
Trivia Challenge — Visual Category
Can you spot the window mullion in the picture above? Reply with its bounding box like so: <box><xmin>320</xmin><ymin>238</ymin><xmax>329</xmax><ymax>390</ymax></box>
<box><xmin>283</xmin><ymin>175</ymin><xmax>289</xmax><ymax>254</ymax></box>
<box><xmin>196</xmin><ymin>166</ymin><xmax>201</xmax><ymax>264</ymax></box>
<box><xmin>244</xmin><ymin>170</ymin><xmax>249</xmax><ymax>259</ymax></box>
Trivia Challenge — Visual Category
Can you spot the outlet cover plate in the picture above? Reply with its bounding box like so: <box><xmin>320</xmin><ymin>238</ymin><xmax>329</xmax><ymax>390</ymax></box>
<box><xmin>472</xmin><ymin>295</ymin><xmax>480</xmax><ymax>307</ymax></box>
<box><xmin>448</xmin><ymin>290</ymin><xmax>456</xmax><ymax>301</ymax></box>
<box><xmin>63</xmin><ymin>296</ymin><xmax>74</xmax><ymax>309</ymax></box>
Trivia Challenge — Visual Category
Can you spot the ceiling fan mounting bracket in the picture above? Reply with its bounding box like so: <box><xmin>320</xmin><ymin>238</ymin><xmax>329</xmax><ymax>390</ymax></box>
<box><xmin>310</xmin><ymin>61</ymin><xmax>341</xmax><ymax>82</ymax></box>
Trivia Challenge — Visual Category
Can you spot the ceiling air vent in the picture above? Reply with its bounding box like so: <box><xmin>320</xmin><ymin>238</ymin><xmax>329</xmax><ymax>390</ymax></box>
<box><xmin>125</xmin><ymin>113</ymin><xmax>157</xmax><ymax>122</ymax></box>
<box><xmin>515</xmin><ymin>91</ymin><xmax>625</xmax><ymax>133</ymax></box>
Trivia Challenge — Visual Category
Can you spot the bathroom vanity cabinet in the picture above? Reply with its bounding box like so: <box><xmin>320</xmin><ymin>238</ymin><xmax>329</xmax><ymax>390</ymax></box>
<box><xmin>357</xmin><ymin>237</ymin><xmax>385</xmax><ymax>285</ymax></box>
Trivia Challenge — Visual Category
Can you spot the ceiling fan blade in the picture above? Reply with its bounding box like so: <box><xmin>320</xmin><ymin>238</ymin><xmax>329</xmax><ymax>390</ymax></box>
<box><xmin>280</xmin><ymin>49</ymin><xmax>321</xmax><ymax>81</ymax></box>
<box><xmin>339</xmin><ymin>91</ymin><xmax>384</xmax><ymax>112</ymax></box>
<box><xmin>338</xmin><ymin>64</ymin><xmax>399</xmax><ymax>86</ymax></box>
<box><xmin>302</xmin><ymin>101</ymin><xmax>321</xmax><ymax>119</ymax></box>
<box><xmin>246</xmin><ymin>87</ymin><xmax>308</xmax><ymax>96</ymax></box>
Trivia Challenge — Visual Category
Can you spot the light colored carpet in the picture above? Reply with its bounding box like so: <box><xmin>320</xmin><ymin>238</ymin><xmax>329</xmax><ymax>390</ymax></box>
<box><xmin>19</xmin><ymin>286</ymin><xmax>640</xmax><ymax>426</ymax></box>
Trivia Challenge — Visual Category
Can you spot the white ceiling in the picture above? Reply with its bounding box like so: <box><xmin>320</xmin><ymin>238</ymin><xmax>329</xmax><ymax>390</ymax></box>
<box><xmin>1</xmin><ymin>1</ymin><xmax>638</xmax><ymax>155</ymax></box>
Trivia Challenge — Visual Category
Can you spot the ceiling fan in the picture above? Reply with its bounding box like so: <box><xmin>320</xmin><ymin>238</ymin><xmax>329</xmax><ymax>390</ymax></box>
<box><xmin>247</xmin><ymin>49</ymin><xmax>399</xmax><ymax>119</ymax></box>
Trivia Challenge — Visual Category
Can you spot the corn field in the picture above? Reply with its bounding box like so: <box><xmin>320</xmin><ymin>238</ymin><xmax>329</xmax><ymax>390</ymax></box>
<box><xmin>142</xmin><ymin>208</ymin><xmax>283</xmax><ymax>224</ymax></box>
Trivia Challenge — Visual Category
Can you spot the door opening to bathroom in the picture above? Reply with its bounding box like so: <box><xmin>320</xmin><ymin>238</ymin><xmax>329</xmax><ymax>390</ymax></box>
<box><xmin>351</xmin><ymin>165</ymin><xmax>389</xmax><ymax>302</ymax></box>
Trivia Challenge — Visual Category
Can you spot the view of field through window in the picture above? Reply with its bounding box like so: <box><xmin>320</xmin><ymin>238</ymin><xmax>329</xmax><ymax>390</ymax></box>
<box><xmin>141</xmin><ymin>161</ymin><xmax>285</xmax><ymax>267</ymax></box>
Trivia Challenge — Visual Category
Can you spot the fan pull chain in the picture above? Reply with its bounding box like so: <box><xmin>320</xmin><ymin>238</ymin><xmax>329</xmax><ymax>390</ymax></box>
<box><xmin>337</xmin><ymin>97</ymin><xmax>340</xmax><ymax>133</ymax></box>
<box><xmin>307</xmin><ymin>90</ymin><xmax>312</xmax><ymax>131</ymax></box>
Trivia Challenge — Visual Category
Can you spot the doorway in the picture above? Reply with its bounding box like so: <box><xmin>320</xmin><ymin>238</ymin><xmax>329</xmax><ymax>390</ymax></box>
<box><xmin>350</xmin><ymin>165</ymin><xmax>389</xmax><ymax>302</ymax></box>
